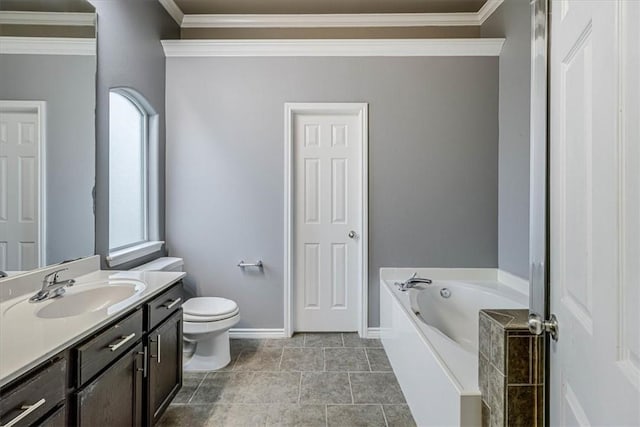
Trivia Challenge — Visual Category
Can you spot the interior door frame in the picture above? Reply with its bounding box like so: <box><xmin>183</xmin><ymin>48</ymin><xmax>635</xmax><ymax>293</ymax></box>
<box><xmin>283</xmin><ymin>102</ymin><xmax>369</xmax><ymax>338</ymax></box>
<box><xmin>0</xmin><ymin>100</ymin><xmax>47</xmax><ymax>267</ymax></box>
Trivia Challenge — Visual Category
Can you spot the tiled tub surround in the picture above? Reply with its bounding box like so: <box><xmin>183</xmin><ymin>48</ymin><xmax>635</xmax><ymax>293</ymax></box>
<box><xmin>159</xmin><ymin>333</ymin><xmax>415</xmax><ymax>427</ymax></box>
<box><xmin>0</xmin><ymin>256</ymin><xmax>186</xmax><ymax>386</ymax></box>
<box><xmin>478</xmin><ymin>309</ymin><xmax>544</xmax><ymax>427</ymax></box>
<box><xmin>380</xmin><ymin>268</ymin><xmax>528</xmax><ymax>426</ymax></box>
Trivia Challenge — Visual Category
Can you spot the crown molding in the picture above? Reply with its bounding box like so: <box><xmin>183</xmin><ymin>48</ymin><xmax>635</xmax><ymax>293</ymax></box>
<box><xmin>158</xmin><ymin>0</ymin><xmax>184</xmax><ymax>26</ymax></box>
<box><xmin>162</xmin><ymin>38</ymin><xmax>505</xmax><ymax>57</ymax></box>
<box><xmin>181</xmin><ymin>12</ymin><xmax>482</xmax><ymax>28</ymax></box>
<box><xmin>0</xmin><ymin>37</ymin><xmax>96</xmax><ymax>55</ymax></box>
<box><xmin>0</xmin><ymin>11</ymin><xmax>95</xmax><ymax>26</ymax></box>
<box><xmin>477</xmin><ymin>0</ymin><xmax>504</xmax><ymax>24</ymax></box>
<box><xmin>163</xmin><ymin>0</ymin><xmax>504</xmax><ymax>29</ymax></box>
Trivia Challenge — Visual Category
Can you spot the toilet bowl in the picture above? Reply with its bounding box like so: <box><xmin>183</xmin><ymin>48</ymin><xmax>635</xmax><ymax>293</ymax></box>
<box><xmin>182</xmin><ymin>297</ymin><xmax>240</xmax><ymax>371</ymax></box>
<box><xmin>131</xmin><ymin>257</ymin><xmax>240</xmax><ymax>371</ymax></box>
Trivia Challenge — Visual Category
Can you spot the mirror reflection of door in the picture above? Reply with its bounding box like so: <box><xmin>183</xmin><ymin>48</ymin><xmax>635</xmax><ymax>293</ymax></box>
<box><xmin>0</xmin><ymin>0</ymin><xmax>97</xmax><ymax>271</ymax></box>
<box><xmin>0</xmin><ymin>103</ymin><xmax>44</xmax><ymax>270</ymax></box>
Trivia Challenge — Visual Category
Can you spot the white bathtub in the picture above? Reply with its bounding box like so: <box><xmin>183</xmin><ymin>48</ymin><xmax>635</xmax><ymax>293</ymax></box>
<box><xmin>380</xmin><ymin>268</ymin><xmax>527</xmax><ymax>427</ymax></box>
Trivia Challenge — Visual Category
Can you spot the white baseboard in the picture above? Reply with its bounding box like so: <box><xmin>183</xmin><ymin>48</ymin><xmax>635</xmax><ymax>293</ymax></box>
<box><xmin>229</xmin><ymin>328</ymin><xmax>381</xmax><ymax>339</ymax></box>
<box><xmin>497</xmin><ymin>269</ymin><xmax>530</xmax><ymax>295</ymax></box>
<box><xmin>366</xmin><ymin>327</ymin><xmax>381</xmax><ymax>339</ymax></box>
<box><xmin>229</xmin><ymin>328</ymin><xmax>286</xmax><ymax>339</ymax></box>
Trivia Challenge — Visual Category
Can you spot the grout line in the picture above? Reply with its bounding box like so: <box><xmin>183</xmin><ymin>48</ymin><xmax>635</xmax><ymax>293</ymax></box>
<box><xmin>529</xmin><ymin>336</ymin><xmax>533</xmax><ymax>383</ymax></box>
<box><xmin>381</xmin><ymin>404</ymin><xmax>389</xmax><ymax>427</ymax></box>
<box><xmin>323</xmin><ymin>347</ymin><xmax>327</xmax><ymax>372</ymax></box>
<box><xmin>347</xmin><ymin>372</ymin><xmax>355</xmax><ymax>404</ymax></box>
<box><xmin>364</xmin><ymin>348</ymin><xmax>372</xmax><ymax>372</ymax></box>
<box><xmin>230</xmin><ymin>348</ymin><xmax>243</xmax><ymax>371</ymax></box>
<box><xmin>278</xmin><ymin>346</ymin><xmax>285</xmax><ymax>370</ymax></box>
<box><xmin>303</xmin><ymin>333</ymin><xmax>307</xmax><ymax>347</ymax></box>
<box><xmin>187</xmin><ymin>372</ymin><xmax>209</xmax><ymax>404</ymax></box>
<box><xmin>325</xmin><ymin>405</ymin><xmax>329</xmax><ymax>427</ymax></box>
<box><xmin>297</xmin><ymin>371</ymin><xmax>303</xmax><ymax>404</ymax></box>
<box><xmin>341</xmin><ymin>333</ymin><xmax>345</xmax><ymax>347</ymax></box>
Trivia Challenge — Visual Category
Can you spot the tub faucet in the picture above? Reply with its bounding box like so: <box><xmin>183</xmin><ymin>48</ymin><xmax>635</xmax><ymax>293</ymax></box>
<box><xmin>29</xmin><ymin>268</ymin><xmax>76</xmax><ymax>303</ymax></box>
<box><xmin>395</xmin><ymin>273</ymin><xmax>432</xmax><ymax>291</ymax></box>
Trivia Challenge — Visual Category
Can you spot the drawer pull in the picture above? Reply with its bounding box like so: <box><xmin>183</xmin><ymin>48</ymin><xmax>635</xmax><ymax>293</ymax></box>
<box><xmin>163</xmin><ymin>297</ymin><xmax>182</xmax><ymax>310</ymax></box>
<box><xmin>1</xmin><ymin>398</ymin><xmax>46</xmax><ymax>427</ymax></box>
<box><xmin>108</xmin><ymin>332</ymin><xmax>136</xmax><ymax>352</ymax></box>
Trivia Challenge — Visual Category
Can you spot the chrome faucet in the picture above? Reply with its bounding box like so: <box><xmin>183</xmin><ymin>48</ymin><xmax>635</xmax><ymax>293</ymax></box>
<box><xmin>29</xmin><ymin>268</ymin><xmax>76</xmax><ymax>303</ymax></box>
<box><xmin>395</xmin><ymin>272</ymin><xmax>432</xmax><ymax>292</ymax></box>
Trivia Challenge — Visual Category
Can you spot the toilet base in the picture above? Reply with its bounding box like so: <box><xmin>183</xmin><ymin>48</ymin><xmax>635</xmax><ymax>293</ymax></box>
<box><xmin>183</xmin><ymin>330</ymin><xmax>232</xmax><ymax>372</ymax></box>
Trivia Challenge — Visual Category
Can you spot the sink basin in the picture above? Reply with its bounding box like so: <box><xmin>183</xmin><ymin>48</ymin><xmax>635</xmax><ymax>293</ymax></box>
<box><xmin>35</xmin><ymin>280</ymin><xmax>146</xmax><ymax>319</ymax></box>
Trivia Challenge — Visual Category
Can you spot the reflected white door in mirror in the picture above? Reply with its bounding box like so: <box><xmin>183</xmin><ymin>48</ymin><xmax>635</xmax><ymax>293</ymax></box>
<box><xmin>0</xmin><ymin>101</ymin><xmax>46</xmax><ymax>271</ymax></box>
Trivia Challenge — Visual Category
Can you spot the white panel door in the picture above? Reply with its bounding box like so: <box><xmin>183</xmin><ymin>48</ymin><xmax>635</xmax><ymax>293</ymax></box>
<box><xmin>0</xmin><ymin>110</ymin><xmax>40</xmax><ymax>271</ymax></box>
<box><xmin>293</xmin><ymin>106</ymin><xmax>364</xmax><ymax>332</ymax></box>
<box><xmin>549</xmin><ymin>0</ymin><xmax>640</xmax><ymax>425</ymax></box>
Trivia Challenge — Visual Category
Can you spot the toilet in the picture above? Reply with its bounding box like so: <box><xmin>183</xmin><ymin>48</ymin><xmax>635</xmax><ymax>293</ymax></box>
<box><xmin>132</xmin><ymin>257</ymin><xmax>240</xmax><ymax>371</ymax></box>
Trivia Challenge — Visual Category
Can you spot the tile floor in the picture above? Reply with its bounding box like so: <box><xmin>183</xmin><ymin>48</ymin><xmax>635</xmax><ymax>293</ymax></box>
<box><xmin>158</xmin><ymin>333</ymin><xmax>416</xmax><ymax>427</ymax></box>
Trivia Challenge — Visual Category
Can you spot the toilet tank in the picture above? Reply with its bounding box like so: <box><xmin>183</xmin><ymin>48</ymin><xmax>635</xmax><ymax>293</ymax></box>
<box><xmin>131</xmin><ymin>257</ymin><xmax>184</xmax><ymax>272</ymax></box>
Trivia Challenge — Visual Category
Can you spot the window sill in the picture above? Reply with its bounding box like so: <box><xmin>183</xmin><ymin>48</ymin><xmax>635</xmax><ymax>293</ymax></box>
<box><xmin>106</xmin><ymin>241</ymin><xmax>164</xmax><ymax>268</ymax></box>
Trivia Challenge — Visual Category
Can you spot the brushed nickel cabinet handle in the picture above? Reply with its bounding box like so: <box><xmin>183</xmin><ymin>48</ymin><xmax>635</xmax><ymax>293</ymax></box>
<box><xmin>157</xmin><ymin>334</ymin><xmax>161</xmax><ymax>364</ymax></box>
<box><xmin>163</xmin><ymin>298</ymin><xmax>182</xmax><ymax>310</ymax></box>
<box><xmin>108</xmin><ymin>332</ymin><xmax>136</xmax><ymax>352</ymax></box>
<box><xmin>150</xmin><ymin>334</ymin><xmax>161</xmax><ymax>364</ymax></box>
<box><xmin>1</xmin><ymin>398</ymin><xmax>46</xmax><ymax>427</ymax></box>
<box><xmin>137</xmin><ymin>347</ymin><xmax>148</xmax><ymax>377</ymax></box>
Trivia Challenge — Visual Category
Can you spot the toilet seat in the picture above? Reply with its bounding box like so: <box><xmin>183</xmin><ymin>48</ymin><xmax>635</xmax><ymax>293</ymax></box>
<box><xmin>183</xmin><ymin>297</ymin><xmax>239</xmax><ymax>322</ymax></box>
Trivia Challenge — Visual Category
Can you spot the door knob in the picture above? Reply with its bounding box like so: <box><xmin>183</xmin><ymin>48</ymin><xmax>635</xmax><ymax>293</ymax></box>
<box><xmin>348</xmin><ymin>231</ymin><xmax>357</xmax><ymax>239</ymax></box>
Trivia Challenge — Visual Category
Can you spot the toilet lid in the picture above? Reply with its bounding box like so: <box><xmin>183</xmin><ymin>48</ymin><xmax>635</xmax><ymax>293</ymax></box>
<box><xmin>183</xmin><ymin>307</ymin><xmax>239</xmax><ymax>322</ymax></box>
<box><xmin>183</xmin><ymin>297</ymin><xmax>238</xmax><ymax>317</ymax></box>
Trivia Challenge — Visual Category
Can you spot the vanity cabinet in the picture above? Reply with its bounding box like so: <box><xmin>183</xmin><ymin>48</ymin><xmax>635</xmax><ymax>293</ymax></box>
<box><xmin>146</xmin><ymin>309</ymin><xmax>183</xmax><ymax>425</ymax></box>
<box><xmin>0</xmin><ymin>281</ymin><xmax>184</xmax><ymax>427</ymax></box>
<box><xmin>74</xmin><ymin>342</ymin><xmax>145</xmax><ymax>427</ymax></box>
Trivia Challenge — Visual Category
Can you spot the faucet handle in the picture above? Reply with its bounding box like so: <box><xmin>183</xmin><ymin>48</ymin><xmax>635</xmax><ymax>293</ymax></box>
<box><xmin>43</xmin><ymin>268</ymin><xmax>68</xmax><ymax>284</ymax></box>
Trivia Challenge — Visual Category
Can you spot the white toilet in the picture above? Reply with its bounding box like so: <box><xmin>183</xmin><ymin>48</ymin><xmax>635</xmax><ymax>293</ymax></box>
<box><xmin>132</xmin><ymin>257</ymin><xmax>240</xmax><ymax>371</ymax></box>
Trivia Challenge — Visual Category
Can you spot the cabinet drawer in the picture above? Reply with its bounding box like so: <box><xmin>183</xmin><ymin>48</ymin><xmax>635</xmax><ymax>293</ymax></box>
<box><xmin>75</xmin><ymin>308</ymin><xmax>143</xmax><ymax>387</ymax></box>
<box><xmin>0</xmin><ymin>358</ymin><xmax>66</xmax><ymax>427</ymax></box>
<box><xmin>146</xmin><ymin>283</ymin><xmax>183</xmax><ymax>332</ymax></box>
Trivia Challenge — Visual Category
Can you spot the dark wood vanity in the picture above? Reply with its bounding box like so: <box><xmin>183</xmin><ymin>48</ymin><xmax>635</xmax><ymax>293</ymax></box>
<box><xmin>0</xmin><ymin>281</ymin><xmax>184</xmax><ymax>427</ymax></box>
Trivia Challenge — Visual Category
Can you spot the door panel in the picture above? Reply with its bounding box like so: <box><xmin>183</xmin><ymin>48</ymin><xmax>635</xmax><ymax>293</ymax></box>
<box><xmin>293</xmin><ymin>105</ymin><xmax>365</xmax><ymax>332</ymax></box>
<box><xmin>549</xmin><ymin>0</ymin><xmax>640</xmax><ymax>424</ymax></box>
<box><xmin>75</xmin><ymin>343</ymin><xmax>143</xmax><ymax>427</ymax></box>
<box><xmin>147</xmin><ymin>309</ymin><xmax>182</xmax><ymax>426</ymax></box>
<box><xmin>0</xmin><ymin>110</ymin><xmax>40</xmax><ymax>270</ymax></box>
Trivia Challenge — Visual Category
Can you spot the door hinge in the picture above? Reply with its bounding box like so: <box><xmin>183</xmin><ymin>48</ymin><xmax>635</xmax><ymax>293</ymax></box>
<box><xmin>528</xmin><ymin>313</ymin><xmax>559</xmax><ymax>341</ymax></box>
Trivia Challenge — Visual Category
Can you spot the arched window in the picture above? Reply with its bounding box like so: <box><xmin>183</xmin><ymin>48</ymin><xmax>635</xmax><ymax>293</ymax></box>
<box><xmin>108</xmin><ymin>88</ymin><xmax>159</xmax><ymax>257</ymax></box>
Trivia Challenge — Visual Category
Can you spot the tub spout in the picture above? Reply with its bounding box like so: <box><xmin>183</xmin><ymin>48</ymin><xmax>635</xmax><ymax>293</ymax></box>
<box><xmin>395</xmin><ymin>273</ymin><xmax>432</xmax><ymax>291</ymax></box>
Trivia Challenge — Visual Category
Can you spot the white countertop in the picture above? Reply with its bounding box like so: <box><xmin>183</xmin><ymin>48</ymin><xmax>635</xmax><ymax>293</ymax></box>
<box><xmin>0</xmin><ymin>269</ymin><xmax>186</xmax><ymax>388</ymax></box>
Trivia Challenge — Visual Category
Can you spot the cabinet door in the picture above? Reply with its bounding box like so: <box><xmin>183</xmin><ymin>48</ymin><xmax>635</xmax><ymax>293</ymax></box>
<box><xmin>147</xmin><ymin>309</ymin><xmax>183</xmax><ymax>425</ymax></box>
<box><xmin>75</xmin><ymin>342</ymin><xmax>144</xmax><ymax>427</ymax></box>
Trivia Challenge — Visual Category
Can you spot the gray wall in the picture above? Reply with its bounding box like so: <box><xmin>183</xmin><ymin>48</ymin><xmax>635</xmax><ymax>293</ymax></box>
<box><xmin>91</xmin><ymin>0</ymin><xmax>179</xmax><ymax>268</ymax></box>
<box><xmin>482</xmin><ymin>0</ymin><xmax>532</xmax><ymax>279</ymax></box>
<box><xmin>0</xmin><ymin>54</ymin><xmax>95</xmax><ymax>264</ymax></box>
<box><xmin>166</xmin><ymin>57</ymin><xmax>499</xmax><ymax>328</ymax></box>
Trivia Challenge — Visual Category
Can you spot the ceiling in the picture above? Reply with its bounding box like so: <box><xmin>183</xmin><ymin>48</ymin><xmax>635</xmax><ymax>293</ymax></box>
<box><xmin>172</xmin><ymin>0</ymin><xmax>489</xmax><ymax>15</ymax></box>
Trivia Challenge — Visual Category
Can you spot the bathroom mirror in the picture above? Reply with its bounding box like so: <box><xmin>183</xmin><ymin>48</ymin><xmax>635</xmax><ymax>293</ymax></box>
<box><xmin>0</xmin><ymin>0</ymin><xmax>97</xmax><ymax>271</ymax></box>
